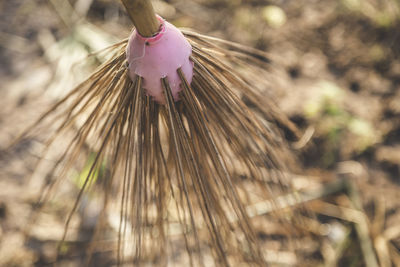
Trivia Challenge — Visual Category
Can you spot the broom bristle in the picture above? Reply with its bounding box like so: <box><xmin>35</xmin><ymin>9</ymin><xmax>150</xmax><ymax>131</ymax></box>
<box><xmin>17</xmin><ymin>30</ymin><xmax>299</xmax><ymax>266</ymax></box>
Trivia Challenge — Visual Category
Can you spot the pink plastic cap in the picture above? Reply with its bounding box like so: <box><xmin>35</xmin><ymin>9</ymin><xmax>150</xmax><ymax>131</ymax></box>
<box><xmin>126</xmin><ymin>16</ymin><xmax>194</xmax><ymax>104</ymax></box>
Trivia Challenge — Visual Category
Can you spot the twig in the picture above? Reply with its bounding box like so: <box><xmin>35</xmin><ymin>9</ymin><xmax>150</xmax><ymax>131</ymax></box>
<box><xmin>344</xmin><ymin>179</ymin><xmax>379</xmax><ymax>267</ymax></box>
<box><xmin>246</xmin><ymin>177</ymin><xmax>346</xmax><ymax>218</ymax></box>
<box><xmin>120</xmin><ymin>0</ymin><xmax>160</xmax><ymax>37</ymax></box>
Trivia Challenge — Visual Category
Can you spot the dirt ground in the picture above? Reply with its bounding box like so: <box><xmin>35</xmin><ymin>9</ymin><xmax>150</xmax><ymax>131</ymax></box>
<box><xmin>1</xmin><ymin>0</ymin><xmax>400</xmax><ymax>266</ymax></box>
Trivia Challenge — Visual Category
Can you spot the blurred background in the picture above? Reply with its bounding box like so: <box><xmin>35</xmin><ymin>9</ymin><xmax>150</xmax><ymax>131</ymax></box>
<box><xmin>0</xmin><ymin>0</ymin><xmax>400</xmax><ymax>266</ymax></box>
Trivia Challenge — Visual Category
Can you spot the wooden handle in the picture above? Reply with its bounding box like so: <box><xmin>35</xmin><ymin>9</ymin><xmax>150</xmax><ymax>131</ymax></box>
<box><xmin>121</xmin><ymin>0</ymin><xmax>160</xmax><ymax>37</ymax></box>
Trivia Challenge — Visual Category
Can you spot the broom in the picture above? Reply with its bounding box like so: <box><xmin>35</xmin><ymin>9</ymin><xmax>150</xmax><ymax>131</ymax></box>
<box><xmin>16</xmin><ymin>0</ymin><xmax>301</xmax><ymax>265</ymax></box>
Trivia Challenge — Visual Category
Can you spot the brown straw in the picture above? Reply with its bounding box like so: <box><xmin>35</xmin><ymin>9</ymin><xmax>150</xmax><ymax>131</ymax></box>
<box><xmin>13</xmin><ymin>1</ymin><xmax>302</xmax><ymax>265</ymax></box>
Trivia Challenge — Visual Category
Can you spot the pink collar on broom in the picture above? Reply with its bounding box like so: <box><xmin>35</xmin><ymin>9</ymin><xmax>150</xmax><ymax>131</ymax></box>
<box><xmin>126</xmin><ymin>15</ymin><xmax>194</xmax><ymax>104</ymax></box>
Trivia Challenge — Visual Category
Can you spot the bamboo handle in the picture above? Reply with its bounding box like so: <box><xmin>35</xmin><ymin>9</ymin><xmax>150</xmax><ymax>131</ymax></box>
<box><xmin>121</xmin><ymin>0</ymin><xmax>160</xmax><ymax>37</ymax></box>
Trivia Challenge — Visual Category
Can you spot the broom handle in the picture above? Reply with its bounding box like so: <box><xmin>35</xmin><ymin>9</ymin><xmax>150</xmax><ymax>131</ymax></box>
<box><xmin>121</xmin><ymin>0</ymin><xmax>160</xmax><ymax>37</ymax></box>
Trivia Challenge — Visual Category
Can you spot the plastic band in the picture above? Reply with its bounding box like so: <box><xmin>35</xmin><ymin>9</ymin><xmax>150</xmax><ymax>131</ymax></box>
<box><xmin>135</xmin><ymin>15</ymin><xmax>166</xmax><ymax>44</ymax></box>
